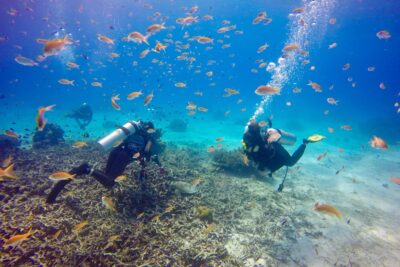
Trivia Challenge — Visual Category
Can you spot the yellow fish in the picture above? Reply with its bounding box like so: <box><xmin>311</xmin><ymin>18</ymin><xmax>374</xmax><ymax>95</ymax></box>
<box><xmin>0</xmin><ymin>163</ymin><xmax>18</xmax><ymax>180</ymax></box>
<box><xmin>4</xmin><ymin>227</ymin><xmax>34</xmax><ymax>248</ymax></box>
<box><xmin>72</xmin><ymin>141</ymin><xmax>87</xmax><ymax>148</ymax></box>
<box><xmin>73</xmin><ymin>220</ymin><xmax>89</xmax><ymax>233</ymax></box>
<box><xmin>115</xmin><ymin>175</ymin><xmax>127</xmax><ymax>183</ymax></box>
<box><xmin>307</xmin><ymin>134</ymin><xmax>325</xmax><ymax>143</ymax></box>
<box><xmin>49</xmin><ymin>172</ymin><xmax>75</xmax><ymax>181</ymax></box>
<box><xmin>102</xmin><ymin>196</ymin><xmax>117</xmax><ymax>212</ymax></box>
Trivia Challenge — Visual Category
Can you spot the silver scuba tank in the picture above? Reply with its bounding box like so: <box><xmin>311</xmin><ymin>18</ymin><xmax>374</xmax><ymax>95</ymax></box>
<box><xmin>97</xmin><ymin>121</ymin><xmax>139</xmax><ymax>150</ymax></box>
<box><xmin>266</xmin><ymin>128</ymin><xmax>297</xmax><ymax>146</ymax></box>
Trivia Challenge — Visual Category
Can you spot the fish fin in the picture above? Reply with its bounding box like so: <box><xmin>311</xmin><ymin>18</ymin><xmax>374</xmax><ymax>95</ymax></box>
<box><xmin>4</xmin><ymin>164</ymin><xmax>17</xmax><ymax>179</ymax></box>
<box><xmin>45</xmin><ymin>104</ymin><xmax>56</xmax><ymax>111</ymax></box>
<box><xmin>143</xmin><ymin>34</ymin><xmax>150</xmax><ymax>45</ymax></box>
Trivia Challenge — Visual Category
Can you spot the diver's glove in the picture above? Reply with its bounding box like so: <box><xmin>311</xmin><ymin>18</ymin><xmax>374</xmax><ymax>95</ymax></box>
<box><xmin>70</xmin><ymin>162</ymin><xmax>91</xmax><ymax>175</ymax></box>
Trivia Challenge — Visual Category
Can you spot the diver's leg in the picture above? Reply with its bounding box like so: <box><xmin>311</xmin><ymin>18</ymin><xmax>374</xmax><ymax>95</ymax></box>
<box><xmin>46</xmin><ymin>162</ymin><xmax>91</xmax><ymax>203</ymax></box>
<box><xmin>90</xmin><ymin>170</ymin><xmax>115</xmax><ymax>188</ymax></box>
<box><xmin>105</xmin><ymin>147</ymin><xmax>132</xmax><ymax>178</ymax></box>
<box><xmin>287</xmin><ymin>144</ymin><xmax>306</xmax><ymax>166</ymax></box>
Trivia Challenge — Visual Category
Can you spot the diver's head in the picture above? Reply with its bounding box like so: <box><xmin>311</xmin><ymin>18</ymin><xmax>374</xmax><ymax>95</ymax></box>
<box><xmin>143</xmin><ymin>121</ymin><xmax>154</xmax><ymax>130</ymax></box>
<box><xmin>246</xmin><ymin>120</ymin><xmax>261</xmax><ymax>135</ymax></box>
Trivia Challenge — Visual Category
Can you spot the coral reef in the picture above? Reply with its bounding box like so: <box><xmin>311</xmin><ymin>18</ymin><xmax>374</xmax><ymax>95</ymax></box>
<box><xmin>167</xmin><ymin>119</ymin><xmax>187</xmax><ymax>132</ymax></box>
<box><xmin>211</xmin><ymin>148</ymin><xmax>260</xmax><ymax>177</ymax></box>
<box><xmin>32</xmin><ymin>123</ymin><xmax>64</xmax><ymax>149</ymax></box>
<box><xmin>0</xmin><ymin>145</ymin><xmax>321</xmax><ymax>266</ymax></box>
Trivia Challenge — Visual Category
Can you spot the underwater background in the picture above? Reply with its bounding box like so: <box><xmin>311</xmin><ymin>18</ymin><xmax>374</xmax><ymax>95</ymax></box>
<box><xmin>0</xmin><ymin>0</ymin><xmax>399</xmax><ymax>266</ymax></box>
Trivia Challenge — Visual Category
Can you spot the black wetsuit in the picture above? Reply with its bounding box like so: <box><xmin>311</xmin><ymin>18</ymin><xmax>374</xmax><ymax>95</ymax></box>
<box><xmin>46</xmin><ymin>123</ymin><xmax>155</xmax><ymax>203</ymax></box>
<box><xmin>243</xmin><ymin>122</ymin><xmax>306</xmax><ymax>173</ymax></box>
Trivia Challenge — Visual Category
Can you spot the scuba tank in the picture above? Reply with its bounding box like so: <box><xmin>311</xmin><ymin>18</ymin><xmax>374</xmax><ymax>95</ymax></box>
<box><xmin>98</xmin><ymin>121</ymin><xmax>139</xmax><ymax>150</ymax></box>
<box><xmin>266</xmin><ymin>128</ymin><xmax>297</xmax><ymax>146</ymax></box>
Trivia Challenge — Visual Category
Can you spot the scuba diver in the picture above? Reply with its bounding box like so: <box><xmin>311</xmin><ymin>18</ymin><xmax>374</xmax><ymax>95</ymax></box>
<box><xmin>242</xmin><ymin>119</ymin><xmax>320</xmax><ymax>191</ymax></box>
<box><xmin>46</xmin><ymin>120</ymin><xmax>161</xmax><ymax>204</ymax></box>
<box><xmin>66</xmin><ymin>103</ymin><xmax>93</xmax><ymax>130</ymax></box>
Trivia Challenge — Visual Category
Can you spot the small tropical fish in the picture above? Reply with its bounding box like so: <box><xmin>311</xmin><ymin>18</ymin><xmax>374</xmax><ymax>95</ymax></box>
<box><xmin>127</xmin><ymin>91</ymin><xmax>142</xmax><ymax>100</ymax></box>
<box><xmin>1</xmin><ymin>155</ymin><xmax>13</xmax><ymax>168</ymax></box>
<box><xmin>73</xmin><ymin>220</ymin><xmax>89</xmax><ymax>233</ymax></box>
<box><xmin>52</xmin><ymin>229</ymin><xmax>62</xmax><ymax>240</ymax></box>
<box><xmin>36</xmin><ymin>104</ymin><xmax>56</xmax><ymax>131</ymax></box>
<box><xmin>164</xmin><ymin>204</ymin><xmax>175</xmax><ymax>213</ymax></box>
<box><xmin>369</xmin><ymin>136</ymin><xmax>388</xmax><ymax>150</ymax></box>
<box><xmin>198</xmin><ymin>107</ymin><xmax>208</xmax><ymax>112</ymax></box>
<box><xmin>257</xmin><ymin>43</ymin><xmax>269</xmax><ymax>53</ymax></box>
<box><xmin>91</xmin><ymin>81</ymin><xmax>102</xmax><ymax>87</ymax></box>
<box><xmin>4</xmin><ymin>227</ymin><xmax>34</xmax><ymax>248</ymax></box>
<box><xmin>175</xmin><ymin>82</ymin><xmax>186</xmax><ymax>88</ymax></box>
<box><xmin>15</xmin><ymin>55</ymin><xmax>38</xmax><ymax>66</ymax></box>
<box><xmin>139</xmin><ymin>49</ymin><xmax>151</xmax><ymax>58</ymax></box>
<box><xmin>224</xmin><ymin>88</ymin><xmax>239</xmax><ymax>96</ymax></box>
<box><xmin>144</xmin><ymin>91</ymin><xmax>154</xmax><ymax>106</ymax></box>
<box><xmin>292</xmin><ymin>87</ymin><xmax>302</xmax><ymax>93</ymax></box>
<box><xmin>146</xmin><ymin>23</ymin><xmax>166</xmax><ymax>34</ymax></box>
<box><xmin>314</xmin><ymin>202</ymin><xmax>342</xmax><ymax>218</ymax></box>
<box><xmin>252</xmin><ymin>11</ymin><xmax>267</xmax><ymax>24</ymax></box>
<box><xmin>327</xmin><ymin>97</ymin><xmax>339</xmax><ymax>105</ymax></box>
<box><xmin>329</xmin><ymin>17</ymin><xmax>337</xmax><ymax>24</ymax></box>
<box><xmin>102</xmin><ymin>196</ymin><xmax>117</xmax><ymax>211</ymax></box>
<box><xmin>317</xmin><ymin>152</ymin><xmax>328</xmax><ymax>161</ymax></box>
<box><xmin>193</xmin><ymin>36</ymin><xmax>213</xmax><ymax>44</ymax></box>
<box><xmin>4</xmin><ymin>130</ymin><xmax>19</xmax><ymax>139</ymax></box>
<box><xmin>191</xmin><ymin>177</ymin><xmax>202</xmax><ymax>186</ymax></box>
<box><xmin>152</xmin><ymin>41</ymin><xmax>167</xmax><ymax>52</ymax></box>
<box><xmin>176</xmin><ymin>16</ymin><xmax>199</xmax><ymax>26</ymax></box>
<box><xmin>115</xmin><ymin>175</ymin><xmax>127</xmax><ymax>183</ymax></box>
<box><xmin>66</xmin><ymin>61</ymin><xmax>79</xmax><ymax>69</ymax></box>
<box><xmin>207</xmin><ymin>146</ymin><xmax>216</xmax><ymax>153</ymax></box>
<box><xmin>132</xmin><ymin>152</ymin><xmax>141</xmax><ymax>159</ymax></box>
<box><xmin>0</xmin><ymin>164</ymin><xmax>17</xmax><ymax>179</ymax></box>
<box><xmin>109</xmin><ymin>52</ymin><xmax>120</xmax><ymax>58</ymax></box>
<box><xmin>125</xmin><ymin>31</ymin><xmax>149</xmax><ymax>45</ymax></box>
<box><xmin>282</xmin><ymin>43</ymin><xmax>300</xmax><ymax>53</ymax></box>
<box><xmin>328</xmin><ymin>42</ymin><xmax>337</xmax><ymax>49</ymax></box>
<box><xmin>215</xmin><ymin>137</ymin><xmax>224</xmax><ymax>142</ymax></box>
<box><xmin>49</xmin><ymin>171</ymin><xmax>75</xmax><ymax>181</ymax></box>
<box><xmin>340</xmin><ymin>125</ymin><xmax>352</xmax><ymax>131</ymax></box>
<box><xmin>206</xmin><ymin>71</ymin><xmax>213</xmax><ymax>77</ymax></box>
<box><xmin>72</xmin><ymin>141</ymin><xmax>87</xmax><ymax>148</ymax></box>
<box><xmin>97</xmin><ymin>34</ymin><xmax>114</xmax><ymax>44</ymax></box>
<box><xmin>308</xmin><ymin>81</ymin><xmax>322</xmax><ymax>92</ymax></box>
<box><xmin>58</xmin><ymin>79</ymin><xmax>74</xmax><ymax>85</ymax></box>
<box><xmin>379</xmin><ymin>82</ymin><xmax>386</xmax><ymax>90</ymax></box>
<box><xmin>327</xmin><ymin>127</ymin><xmax>335</xmax><ymax>133</ymax></box>
<box><xmin>242</xmin><ymin>154</ymin><xmax>249</xmax><ymax>166</ymax></box>
<box><xmin>111</xmin><ymin>95</ymin><xmax>121</xmax><ymax>111</ymax></box>
<box><xmin>376</xmin><ymin>30</ymin><xmax>391</xmax><ymax>40</ymax></box>
<box><xmin>390</xmin><ymin>177</ymin><xmax>400</xmax><ymax>185</ymax></box>
<box><xmin>41</xmin><ymin>36</ymin><xmax>72</xmax><ymax>57</ymax></box>
<box><xmin>367</xmin><ymin>66</ymin><xmax>375</xmax><ymax>72</ymax></box>
<box><xmin>342</xmin><ymin>63</ymin><xmax>350</xmax><ymax>71</ymax></box>
<box><xmin>255</xmin><ymin>85</ymin><xmax>280</xmax><ymax>96</ymax></box>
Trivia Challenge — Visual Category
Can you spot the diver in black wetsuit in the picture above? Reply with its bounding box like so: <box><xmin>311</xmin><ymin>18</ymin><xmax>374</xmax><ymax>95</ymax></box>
<box><xmin>66</xmin><ymin>103</ymin><xmax>93</xmax><ymax>130</ymax></box>
<box><xmin>46</xmin><ymin>121</ymin><xmax>160</xmax><ymax>204</ymax></box>
<box><xmin>242</xmin><ymin>119</ymin><xmax>309</xmax><ymax>175</ymax></box>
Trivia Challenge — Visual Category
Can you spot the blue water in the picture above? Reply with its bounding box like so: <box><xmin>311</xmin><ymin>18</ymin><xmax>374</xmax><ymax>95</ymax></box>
<box><xmin>0</xmin><ymin>0</ymin><xmax>399</xmax><ymax>146</ymax></box>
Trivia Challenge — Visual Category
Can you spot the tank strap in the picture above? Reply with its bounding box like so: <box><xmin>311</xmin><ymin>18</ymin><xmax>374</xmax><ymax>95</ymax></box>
<box><xmin>117</xmin><ymin>126</ymin><xmax>131</xmax><ymax>136</ymax></box>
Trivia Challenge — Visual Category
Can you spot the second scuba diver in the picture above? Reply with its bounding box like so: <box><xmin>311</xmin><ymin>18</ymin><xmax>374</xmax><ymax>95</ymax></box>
<box><xmin>46</xmin><ymin>120</ymin><xmax>161</xmax><ymax>204</ymax></box>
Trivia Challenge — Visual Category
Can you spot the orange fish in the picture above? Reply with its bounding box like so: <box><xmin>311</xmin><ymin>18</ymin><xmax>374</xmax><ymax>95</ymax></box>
<box><xmin>314</xmin><ymin>202</ymin><xmax>342</xmax><ymax>218</ymax></box>
<box><xmin>207</xmin><ymin>146</ymin><xmax>216</xmax><ymax>153</ymax></box>
<box><xmin>153</xmin><ymin>41</ymin><xmax>167</xmax><ymax>53</ymax></box>
<box><xmin>4</xmin><ymin>227</ymin><xmax>34</xmax><ymax>248</ymax></box>
<box><xmin>255</xmin><ymin>85</ymin><xmax>280</xmax><ymax>96</ymax></box>
<box><xmin>127</xmin><ymin>91</ymin><xmax>142</xmax><ymax>100</ymax></box>
<box><xmin>369</xmin><ymin>135</ymin><xmax>388</xmax><ymax>150</ymax></box>
<box><xmin>73</xmin><ymin>220</ymin><xmax>89</xmax><ymax>233</ymax></box>
<box><xmin>36</xmin><ymin>104</ymin><xmax>56</xmax><ymax>131</ymax></box>
<box><xmin>139</xmin><ymin>49</ymin><xmax>151</xmax><ymax>58</ymax></box>
<box><xmin>40</xmin><ymin>36</ymin><xmax>72</xmax><ymax>56</ymax></box>
<box><xmin>66</xmin><ymin>61</ymin><xmax>79</xmax><ymax>69</ymax></box>
<box><xmin>327</xmin><ymin>127</ymin><xmax>335</xmax><ymax>133</ymax></box>
<box><xmin>49</xmin><ymin>171</ymin><xmax>76</xmax><ymax>181</ymax></box>
<box><xmin>111</xmin><ymin>95</ymin><xmax>121</xmax><ymax>110</ymax></box>
<box><xmin>186</xmin><ymin>102</ymin><xmax>197</xmax><ymax>110</ymax></box>
<box><xmin>198</xmin><ymin>107</ymin><xmax>208</xmax><ymax>112</ymax></box>
<box><xmin>102</xmin><ymin>196</ymin><xmax>117</xmax><ymax>212</ymax></box>
<box><xmin>292</xmin><ymin>87</ymin><xmax>302</xmax><ymax>93</ymax></box>
<box><xmin>144</xmin><ymin>91</ymin><xmax>154</xmax><ymax>106</ymax></box>
<box><xmin>146</xmin><ymin>23</ymin><xmax>166</xmax><ymax>34</ymax></box>
<box><xmin>72</xmin><ymin>141</ymin><xmax>87</xmax><ymax>148</ymax></box>
<box><xmin>308</xmin><ymin>81</ymin><xmax>322</xmax><ymax>92</ymax></box>
<box><xmin>175</xmin><ymin>82</ymin><xmax>186</xmax><ymax>88</ymax></box>
<box><xmin>327</xmin><ymin>97</ymin><xmax>339</xmax><ymax>105</ymax></box>
<box><xmin>193</xmin><ymin>36</ymin><xmax>213</xmax><ymax>44</ymax></box>
<box><xmin>176</xmin><ymin>16</ymin><xmax>199</xmax><ymax>26</ymax></box>
<box><xmin>1</xmin><ymin>155</ymin><xmax>13</xmax><ymax>168</ymax></box>
<box><xmin>97</xmin><ymin>34</ymin><xmax>114</xmax><ymax>45</ymax></box>
<box><xmin>215</xmin><ymin>137</ymin><xmax>224</xmax><ymax>142</ymax></box>
<box><xmin>340</xmin><ymin>125</ymin><xmax>352</xmax><ymax>131</ymax></box>
<box><xmin>224</xmin><ymin>88</ymin><xmax>239</xmax><ymax>96</ymax></box>
<box><xmin>342</xmin><ymin>63</ymin><xmax>350</xmax><ymax>71</ymax></box>
<box><xmin>257</xmin><ymin>43</ymin><xmax>269</xmax><ymax>53</ymax></box>
<box><xmin>58</xmin><ymin>79</ymin><xmax>74</xmax><ymax>86</ymax></box>
<box><xmin>91</xmin><ymin>81</ymin><xmax>102</xmax><ymax>87</ymax></box>
<box><xmin>0</xmin><ymin>164</ymin><xmax>17</xmax><ymax>180</ymax></box>
<box><xmin>126</xmin><ymin>31</ymin><xmax>149</xmax><ymax>45</ymax></box>
<box><xmin>390</xmin><ymin>177</ymin><xmax>400</xmax><ymax>185</ymax></box>
<box><xmin>282</xmin><ymin>43</ymin><xmax>300</xmax><ymax>53</ymax></box>
<box><xmin>4</xmin><ymin>130</ymin><xmax>19</xmax><ymax>139</ymax></box>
